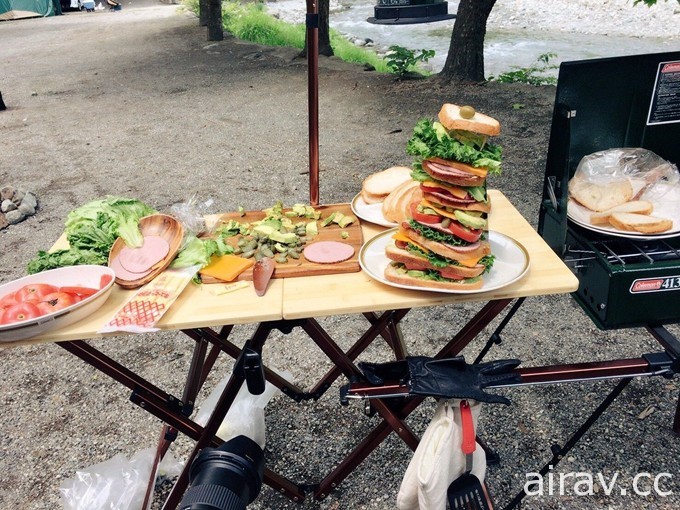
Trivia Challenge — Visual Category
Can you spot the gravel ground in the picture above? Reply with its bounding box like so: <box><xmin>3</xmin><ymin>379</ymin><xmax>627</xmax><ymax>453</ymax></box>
<box><xmin>1</xmin><ymin>2</ymin><xmax>680</xmax><ymax>510</ymax></box>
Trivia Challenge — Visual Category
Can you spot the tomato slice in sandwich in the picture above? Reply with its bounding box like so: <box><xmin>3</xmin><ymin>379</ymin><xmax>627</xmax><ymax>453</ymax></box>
<box><xmin>409</xmin><ymin>202</ymin><xmax>442</xmax><ymax>224</ymax></box>
<box><xmin>447</xmin><ymin>220</ymin><xmax>482</xmax><ymax>243</ymax></box>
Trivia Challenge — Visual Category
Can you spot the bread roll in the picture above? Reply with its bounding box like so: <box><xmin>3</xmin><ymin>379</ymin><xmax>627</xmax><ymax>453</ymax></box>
<box><xmin>568</xmin><ymin>175</ymin><xmax>634</xmax><ymax>212</ymax></box>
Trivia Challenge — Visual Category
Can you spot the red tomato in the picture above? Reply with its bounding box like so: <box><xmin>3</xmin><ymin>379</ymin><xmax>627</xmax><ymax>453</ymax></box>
<box><xmin>447</xmin><ymin>221</ymin><xmax>483</xmax><ymax>243</ymax></box>
<box><xmin>0</xmin><ymin>307</ymin><xmax>5</xmax><ymax>324</ymax></box>
<box><xmin>39</xmin><ymin>292</ymin><xmax>79</xmax><ymax>313</ymax></box>
<box><xmin>409</xmin><ymin>203</ymin><xmax>442</xmax><ymax>224</ymax></box>
<box><xmin>15</xmin><ymin>283</ymin><xmax>59</xmax><ymax>303</ymax></box>
<box><xmin>100</xmin><ymin>274</ymin><xmax>113</xmax><ymax>289</ymax></box>
<box><xmin>59</xmin><ymin>286</ymin><xmax>98</xmax><ymax>298</ymax></box>
<box><xmin>0</xmin><ymin>291</ymin><xmax>19</xmax><ymax>310</ymax></box>
<box><xmin>2</xmin><ymin>302</ymin><xmax>42</xmax><ymax>324</ymax></box>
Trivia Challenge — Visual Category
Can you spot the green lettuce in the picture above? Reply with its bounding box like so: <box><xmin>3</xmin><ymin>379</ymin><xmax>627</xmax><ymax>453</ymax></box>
<box><xmin>406</xmin><ymin>119</ymin><xmax>502</xmax><ymax>174</ymax></box>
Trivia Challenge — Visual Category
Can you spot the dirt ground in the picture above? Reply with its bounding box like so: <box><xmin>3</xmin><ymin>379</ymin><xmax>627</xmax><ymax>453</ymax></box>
<box><xmin>1</xmin><ymin>2</ymin><xmax>679</xmax><ymax>509</ymax></box>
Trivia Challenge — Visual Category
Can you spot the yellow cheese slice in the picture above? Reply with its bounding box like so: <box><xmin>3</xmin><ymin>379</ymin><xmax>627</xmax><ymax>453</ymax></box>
<box><xmin>199</xmin><ymin>254</ymin><xmax>254</xmax><ymax>282</ymax></box>
<box><xmin>392</xmin><ymin>231</ymin><xmax>431</xmax><ymax>254</ymax></box>
<box><xmin>420</xmin><ymin>199</ymin><xmax>459</xmax><ymax>220</ymax></box>
<box><xmin>421</xmin><ymin>181</ymin><xmax>469</xmax><ymax>199</ymax></box>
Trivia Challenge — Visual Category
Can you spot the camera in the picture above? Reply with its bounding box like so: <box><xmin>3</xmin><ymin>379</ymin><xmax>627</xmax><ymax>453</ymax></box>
<box><xmin>178</xmin><ymin>435</ymin><xmax>264</xmax><ymax>510</ymax></box>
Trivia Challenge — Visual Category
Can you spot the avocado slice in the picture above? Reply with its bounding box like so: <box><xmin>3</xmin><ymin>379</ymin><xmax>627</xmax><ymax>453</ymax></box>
<box><xmin>454</xmin><ymin>210</ymin><xmax>487</xmax><ymax>229</ymax></box>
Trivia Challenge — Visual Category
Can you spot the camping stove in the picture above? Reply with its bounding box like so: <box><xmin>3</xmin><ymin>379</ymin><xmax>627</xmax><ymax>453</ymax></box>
<box><xmin>538</xmin><ymin>51</ymin><xmax>680</xmax><ymax>329</ymax></box>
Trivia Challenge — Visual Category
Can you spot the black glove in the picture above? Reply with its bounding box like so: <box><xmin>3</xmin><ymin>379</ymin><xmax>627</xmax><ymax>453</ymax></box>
<box><xmin>359</xmin><ymin>356</ymin><xmax>521</xmax><ymax>405</ymax></box>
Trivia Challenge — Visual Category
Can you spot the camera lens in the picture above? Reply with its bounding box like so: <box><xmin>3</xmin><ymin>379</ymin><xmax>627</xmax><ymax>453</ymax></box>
<box><xmin>179</xmin><ymin>435</ymin><xmax>264</xmax><ymax>510</ymax></box>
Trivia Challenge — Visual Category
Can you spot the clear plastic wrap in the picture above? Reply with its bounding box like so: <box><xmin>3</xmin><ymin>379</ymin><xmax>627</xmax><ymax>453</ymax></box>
<box><xmin>570</xmin><ymin>148</ymin><xmax>679</xmax><ymax>205</ymax></box>
<box><xmin>169</xmin><ymin>193</ymin><xmax>217</xmax><ymax>238</ymax></box>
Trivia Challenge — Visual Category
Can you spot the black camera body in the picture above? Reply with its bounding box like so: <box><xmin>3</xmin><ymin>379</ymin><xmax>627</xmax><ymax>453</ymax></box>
<box><xmin>179</xmin><ymin>435</ymin><xmax>264</xmax><ymax>510</ymax></box>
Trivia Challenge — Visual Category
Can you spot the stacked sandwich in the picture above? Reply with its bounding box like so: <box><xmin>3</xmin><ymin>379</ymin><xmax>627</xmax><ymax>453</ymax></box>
<box><xmin>384</xmin><ymin>104</ymin><xmax>503</xmax><ymax>290</ymax></box>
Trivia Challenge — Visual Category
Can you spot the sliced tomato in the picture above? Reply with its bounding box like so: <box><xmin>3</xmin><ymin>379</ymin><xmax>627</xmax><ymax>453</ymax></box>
<box><xmin>447</xmin><ymin>220</ymin><xmax>483</xmax><ymax>243</ymax></box>
<box><xmin>39</xmin><ymin>292</ymin><xmax>79</xmax><ymax>313</ymax></box>
<box><xmin>437</xmin><ymin>267</ymin><xmax>467</xmax><ymax>280</ymax></box>
<box><xmin>0</xmin><ymin>291</ymin><xmax>19</xmax><ymax>310</ymax></box>
<box><xmin>2</xmin><ymin>302</ymin><xmax>42</xmax><ymax>324</ymax></box>
<box><xmin>15</xmin><ymin>284</ymin><xmax>59</xmax><ymax>303</ymax></box>
<box><xmin>409</xmin><ymin>202</ymin><xmax>442</xmax><ymax>224</ymax></box>
<box><xmin>0</xmin><ymin>307</ymin><xmax>5</xmax><ymax>325</ymax></box>
<box><xmin>100</xmin><ymin>274</ymin><xmax>113</xmax><ymax>289</ymax></box>
<box><xmin>59</xmin><ymin>286</ymin><xmax>99</xmax><ymax>298</ymax></box>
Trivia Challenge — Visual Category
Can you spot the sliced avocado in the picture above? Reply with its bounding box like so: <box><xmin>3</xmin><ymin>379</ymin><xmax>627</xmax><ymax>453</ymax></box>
<box><xmin>432</xmin><ymin>121</ymin><xmax>448</xmax><ymax>141</ymax></box>
<box><xmin>269</xmin><ymin>231</ymin><xmax>298</xmax><ymax>244</ymax></box>
<box><xmin>306</xmin><ymin>221</ymin><xmax>318</xmax><ymax>237</ymax></box>
<box><xmin>406</xmin><ymin>269</ymin><xmax>427</xmax><ymax>278</ymax></box>
<box><xmin>321</xmin><ymin>212</ymin><xmax>337</xmax><ymax>227</ymax></box>
<box><xmin>292</xmin><ymin>203</ymin><xmax>307</xmax><ymax>216</ymax></box>
<box><xmin>338</xmin><ymin>215</ymin><xmax>355</xmax><ymax>228</ymax></box>
<box><xmin>253</xmin><ymin>224</ymin><xmax>276</xmax><ymax>236</ymax></box>
<box><xmin>466</xmin><ymin>186</ymin><xmax>487</xmax><ymax>202</ymax></box>
<box><xmin>454</xmin><ymin>210</ymin><xmax>487</xmax><ymax>229</ymax></box>
<box><xmin>331</xmin><ymin>212</ymin><xmax>345</xmax><ymax>225</ymax></box>
<box><xmin>274</xmin><ymin>242</ymin><xmax>287</xmax><ymax>253</ymax></box>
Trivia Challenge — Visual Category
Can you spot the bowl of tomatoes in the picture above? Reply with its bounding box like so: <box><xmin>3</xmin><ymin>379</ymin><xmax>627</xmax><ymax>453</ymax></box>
<box><xmin>0</xmin><ymin>265</ymin><xmax>116</xmax><ymax>343</ymax></box>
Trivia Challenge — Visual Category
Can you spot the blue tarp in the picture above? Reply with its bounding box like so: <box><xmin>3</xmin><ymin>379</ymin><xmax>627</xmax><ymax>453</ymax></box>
<box><xmin>0</xmin><ymin>0</ymin><xmax>60</xmax><ymax>20</ymax></box>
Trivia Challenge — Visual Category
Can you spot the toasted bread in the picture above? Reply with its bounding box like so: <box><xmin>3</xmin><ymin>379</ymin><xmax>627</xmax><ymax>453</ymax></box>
<box><xmin>438</xmin><ymin>104</ymin><xmax>500</xmax><ymax>137</ymax></box>
<box><xmin>608</xmin><ymin>212</ymin><xmax>673</xmax><ymax>234</ymax></box>
<box><xmin>361</xmin><ymin>166</ymin><xmax>412</xmax><ymax>204</ymax></box>
<box><xmin>589</xmin><ymin>200</ymin><xmax>654</xmax><ymax>225</ymax></box>
<box><xmin>568</xmin><ymin>175</ymin><xmax>634</xmax><ymax>212</ymax></box>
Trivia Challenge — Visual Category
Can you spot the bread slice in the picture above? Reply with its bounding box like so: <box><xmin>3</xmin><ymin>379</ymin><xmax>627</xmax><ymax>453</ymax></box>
<box><xmin>438</xmin><ymin>104</ymin><xmax>500</xmax><ymax>136</ymax></box>
<box><xmin>361</xmin><ymin>166</ymin><xmax>412</xmax><ymax>204</ymax></box>
<box><xmin>568</xmin><ymin>176</ymin><xmax>634</xmax><ymax>212</ymax></box>
<box><xmin>382</xmin><ymin>180</ymin><xmax>419</xmax><ymax>223</ymax></box>
<box><xmin>589</xmin><ymin>200</ymin><xmax>653</xmax><ymax>225</ymax></box>
<box><xmin>608</xmin><ymin>212</ymin><xmax>673</xmax><ymax>234</ymax></box>
<box><xmin>384</xmin><ymin>263</ymin><xmax>484</xmax><ymax>291</ymax></box>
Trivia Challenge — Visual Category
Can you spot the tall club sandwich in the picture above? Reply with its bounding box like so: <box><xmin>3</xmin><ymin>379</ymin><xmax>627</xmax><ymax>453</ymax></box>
<box><xmin>384</xmin><ymin>104</ymin><xmax>502</xmax><ymax>290</ymax></box>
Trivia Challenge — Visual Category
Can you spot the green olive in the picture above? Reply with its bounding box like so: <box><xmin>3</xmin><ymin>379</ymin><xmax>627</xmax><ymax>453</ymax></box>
<box><xmin>459</xmin><ymin>105</ymin><xmax>476</xmax><ymax>119</ymax></box>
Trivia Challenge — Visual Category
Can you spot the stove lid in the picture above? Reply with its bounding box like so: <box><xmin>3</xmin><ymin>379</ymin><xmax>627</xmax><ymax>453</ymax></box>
<box><xmin>538</xmin><ymin>51</ymin><xmax>680</xmax><ymax>256</ymax></box>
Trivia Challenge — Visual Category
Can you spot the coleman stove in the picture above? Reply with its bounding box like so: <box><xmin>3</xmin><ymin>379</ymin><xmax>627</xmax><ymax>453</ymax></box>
<box><xmin>538</xmin><ymin>51</ymin><xmax>680</xmax><ymax>329</ymax></box>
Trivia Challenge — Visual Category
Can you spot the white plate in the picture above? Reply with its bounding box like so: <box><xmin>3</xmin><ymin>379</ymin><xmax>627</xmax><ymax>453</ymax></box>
<box><xmin>359</xmin><ymin>229</ymin><xmax>530</xmax><ymax>294</ymax></box>
<box><xmin>567</xmin><ymin>182</ymin><xmax>680</xmax><ymax>240</ymax></box>
<box><xmin>0</xmin><ymin>265</ymin><xmax>115</xmax><ymax>342</ymax></box>
<box><xmin>351</xmin><ymin>193</ymin><xmax>397</xmax><ymax>228</ymax></box>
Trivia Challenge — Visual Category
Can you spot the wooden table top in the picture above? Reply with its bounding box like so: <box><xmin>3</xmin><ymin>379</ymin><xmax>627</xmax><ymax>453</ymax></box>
<box><xmin>2</xmin><ymin>190</ymin><xmax>578</xmax><ymax>347</ymax></box>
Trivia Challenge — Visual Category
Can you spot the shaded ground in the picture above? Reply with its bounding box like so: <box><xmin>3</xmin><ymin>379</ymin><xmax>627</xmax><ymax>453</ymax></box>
<box><xmin>1</xmin><ymin>3</ymin><xmax>679</xmax><ymax>509</ymax></box>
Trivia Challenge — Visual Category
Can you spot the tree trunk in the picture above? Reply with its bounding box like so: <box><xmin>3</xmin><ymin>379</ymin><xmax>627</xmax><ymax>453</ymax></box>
<box><xmin>206</xmin><ymin>0</ymin><xmax>223</xmax><ymax>41</ymax></box>
<box><xmin>439</xmin><ymin>0</ymin><xmax>496</xmax><ymax>84</ymax></box>
<box><xmin>199</xmin><ymin>0</ymin><xmax>208</xmax><ymax>26</ymax></box>
<box><xmin>300</xmin><ymin>0</ymin><xmax>333</xmax><ymax>58</ymax></box>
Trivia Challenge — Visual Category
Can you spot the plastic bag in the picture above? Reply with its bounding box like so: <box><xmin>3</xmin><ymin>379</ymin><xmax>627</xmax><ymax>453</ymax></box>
<box><xmin>169</xmin><ymin>193</ymin><xmax>217</xmax><ymax>238</ymax></box>
<box><xmin>59</xmin><ymin>448</ymin><xmax>183</xmax><ymax>510</ymax></box>
<box><xmin>194</xmin><ymin>367</ymin><xmax>293</xmax><ymax>449</ymax></box>
<box><xmin>571</xmin><ymin>148</ymin><xmax>679</xmax><ymax>202</ymax></box>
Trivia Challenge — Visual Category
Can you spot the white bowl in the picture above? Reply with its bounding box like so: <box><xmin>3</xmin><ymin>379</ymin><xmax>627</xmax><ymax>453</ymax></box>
<box><xmin>0</xmin><ymin>265</ymin><xmax>115</xmax><ymax>343</ymax></box>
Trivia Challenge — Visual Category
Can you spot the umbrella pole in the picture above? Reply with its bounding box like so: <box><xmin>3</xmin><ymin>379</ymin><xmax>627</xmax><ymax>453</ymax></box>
<box><xmin>306</xmin><ymin>0</ymin><xmax>320</xmax><ymax>206</ymax></box>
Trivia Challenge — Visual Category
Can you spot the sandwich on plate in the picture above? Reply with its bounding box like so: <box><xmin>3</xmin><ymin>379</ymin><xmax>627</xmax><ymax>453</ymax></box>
<box><xmin>384</xmin><ymin>104</ymin><xmax>502</xmax><ymax>290</ymax></box>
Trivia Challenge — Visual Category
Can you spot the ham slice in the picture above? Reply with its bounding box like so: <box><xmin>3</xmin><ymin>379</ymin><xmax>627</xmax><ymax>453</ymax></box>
<box><xmin>110</xmin><ymin>256</ymin><xmax>152</xmax><ymax>281</ymax></box>
<box><xmin>303</xmin><ymin>241</ymin><xmax>355</xmax><ymax>264</ymax></box>
<box><xmin>118</xmin><ymin>235</ymin><xmax>170</xmax><ymax>274</ymax></box>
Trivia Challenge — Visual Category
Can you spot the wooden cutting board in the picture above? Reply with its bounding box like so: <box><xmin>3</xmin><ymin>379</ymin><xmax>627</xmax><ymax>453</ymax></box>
<box><xmin>201</xmin><ymin>203</ymin><xmax>364</xmax><ymax>283</ymax></box>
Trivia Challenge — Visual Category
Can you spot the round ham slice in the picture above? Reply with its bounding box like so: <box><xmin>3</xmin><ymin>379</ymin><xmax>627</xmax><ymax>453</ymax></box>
<box><xmin>303</xmin><ymin>241</ymin><xmax>355</xmax><ymax>264</ymax></box>
<box><xmin>110</xmin><ymin>256</ymin><xmax>152</xmax><ymax>282</ymax></box>
<box><xmin>118</xmin><ymin>235</ymin><xmax>170</xmax><ymax>274</ymax></box>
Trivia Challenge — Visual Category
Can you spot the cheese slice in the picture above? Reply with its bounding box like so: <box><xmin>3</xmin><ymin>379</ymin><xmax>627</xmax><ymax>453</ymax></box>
<box><xmin>420</xmin><ymin>199</ymin><xmax>459</xmax><ymax>220</ymax></box>
<box><xmin>199</xmin><ymin>254</ymin><xmax>254</xmax><ymax>282</ymax></box>
<box><xmin>392</xmin><ymin>231</ymin><xmax>431</xmax><ymax>254</ymax></box>
<box><xmin>421</xmin><ymin>180</ymin><xmax>469</xmax><ymax>199</ymax></box>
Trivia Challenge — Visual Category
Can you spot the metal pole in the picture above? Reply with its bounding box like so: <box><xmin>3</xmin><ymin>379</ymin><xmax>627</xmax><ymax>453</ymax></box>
<box><xmin>306</xmin><ymin>0</ymin><xmax>320</xmax><ymax>206</ymax></box>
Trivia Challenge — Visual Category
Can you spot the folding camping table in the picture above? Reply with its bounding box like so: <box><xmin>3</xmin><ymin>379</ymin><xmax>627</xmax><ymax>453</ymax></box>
<box><xmin>1</xmin><ymin>190</ymin><xmax>580</xmax><ymax>506</ymax></box>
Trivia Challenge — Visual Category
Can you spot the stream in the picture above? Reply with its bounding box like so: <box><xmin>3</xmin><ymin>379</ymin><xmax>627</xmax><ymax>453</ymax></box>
<box><xmin>267</xmin><ymin>0</ymin><xmax>679</xmax><ymax>77</ymax></box>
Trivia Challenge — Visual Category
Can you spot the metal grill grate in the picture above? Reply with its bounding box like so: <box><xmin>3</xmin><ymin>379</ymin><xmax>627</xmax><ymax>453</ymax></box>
<box><xmin>565</xmin><ymin>237</ymin><xmax>680</xmax><ymax>268</ymax></box>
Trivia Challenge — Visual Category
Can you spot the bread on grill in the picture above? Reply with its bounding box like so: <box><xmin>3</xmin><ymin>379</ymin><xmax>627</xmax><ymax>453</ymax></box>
<box><xmin>589</xmin><ymin>200</ymin><xmax>654</xmax><ymax>225</ymax></box>
<box><xmin>608</xmin><ymin>212</ymin><xmax>673</xmax><ymax>234</ymax></box>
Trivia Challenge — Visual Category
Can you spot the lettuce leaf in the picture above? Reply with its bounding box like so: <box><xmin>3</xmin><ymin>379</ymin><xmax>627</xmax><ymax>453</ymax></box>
<box><xmin>406</xmin><ymin>119</ymin><xmax>502</xmax><ymax>174</ymax></box>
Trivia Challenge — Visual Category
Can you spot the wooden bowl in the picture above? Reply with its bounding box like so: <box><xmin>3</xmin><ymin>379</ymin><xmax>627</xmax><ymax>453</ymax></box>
<box><xmin>108</xmin><ymin>214</ymin><xmax>184</xmax><ymax>289</ymax></box>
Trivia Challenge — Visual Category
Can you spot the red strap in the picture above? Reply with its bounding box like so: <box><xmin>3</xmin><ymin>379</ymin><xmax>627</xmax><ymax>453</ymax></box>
<box><xmin>460</xmin><ymin>400</ymin><xmax>476</xmax><ymax>455</ymax></box>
